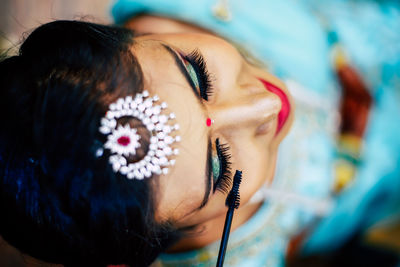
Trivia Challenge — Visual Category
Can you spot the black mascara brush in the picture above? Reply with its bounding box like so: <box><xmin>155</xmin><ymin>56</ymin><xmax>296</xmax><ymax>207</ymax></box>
<box><xmin>216</xmin><ymin>170</ymin><xmax>242</xmax><ymax>267</ymax></box>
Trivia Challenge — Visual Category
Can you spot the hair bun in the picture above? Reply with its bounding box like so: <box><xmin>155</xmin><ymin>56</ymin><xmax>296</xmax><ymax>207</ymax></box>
<box><xmin>0</xmin><ymin>55</ymin><xmax>37</xmax><ymax>152</ymax></box>
<box><xmin>0</xmin><ymin>20</ymin><xmax>180</xmax><ymax>266</ymax></box>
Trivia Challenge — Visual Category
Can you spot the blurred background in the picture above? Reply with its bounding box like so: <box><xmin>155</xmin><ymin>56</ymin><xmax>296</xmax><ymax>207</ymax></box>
<box><xmin>0</xmin><ymin>0</ymin><xmax>112</xmax><ymax>52</ymax></box>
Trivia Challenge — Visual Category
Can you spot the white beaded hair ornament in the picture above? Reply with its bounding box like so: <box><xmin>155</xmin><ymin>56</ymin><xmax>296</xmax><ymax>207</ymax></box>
<box><xmin>98</xmin><ymin>90</ymin><xmax>180</xmax><ymax>180</ymax></box>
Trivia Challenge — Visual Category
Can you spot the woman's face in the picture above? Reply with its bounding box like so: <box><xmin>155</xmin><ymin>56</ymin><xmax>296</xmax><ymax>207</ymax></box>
<box><xmin>131</xmin><ymin>32</ymin><xmax>293</xmax><ymax>230</ymax></box>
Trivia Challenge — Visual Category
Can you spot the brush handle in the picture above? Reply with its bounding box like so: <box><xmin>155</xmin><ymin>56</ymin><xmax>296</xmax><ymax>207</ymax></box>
<box><xmin>216</xmin><ymin>206</ymin><xmax>234</xmax><ymax>267</ymax></box>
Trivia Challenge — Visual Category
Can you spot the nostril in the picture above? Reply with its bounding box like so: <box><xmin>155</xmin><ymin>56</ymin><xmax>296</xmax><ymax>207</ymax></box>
<box><xmin>255</xmin><ymin>114</ymin><xmax>277</xmax><ymax>136</ymax></box>
<box><xmin>240</xmin><ymin>82</ymin><xmax>263</xmax><ymax>94</ymax></box>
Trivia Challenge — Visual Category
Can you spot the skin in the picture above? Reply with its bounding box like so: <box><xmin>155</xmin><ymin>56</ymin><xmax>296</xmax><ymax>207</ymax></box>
<box><xmin>127</xmin><ymin>15</ymin><xmax>294</xmax><ymax>252</ymax></box>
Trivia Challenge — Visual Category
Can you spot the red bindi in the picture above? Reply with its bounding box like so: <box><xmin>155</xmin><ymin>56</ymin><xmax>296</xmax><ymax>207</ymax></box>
<box><xmin>117</xmin><ymin>136</ymin><xmax>131</xmax><ymax>146</ymax></box>
<box><xmin>206</xmin><ymin>118</ymin><xmax>213</xmax><ymax>127</ymax></box>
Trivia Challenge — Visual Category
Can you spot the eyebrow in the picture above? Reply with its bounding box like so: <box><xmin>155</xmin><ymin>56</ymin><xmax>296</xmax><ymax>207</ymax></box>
<box><xmin>160</xmin><ymin>43</ymin><xmax>213</xmax><ymax>211</ymax></box>
<box><xmin>161</xmin><ymin>44</ymin><xmax>203</xmax><ymax>104</ymax></box>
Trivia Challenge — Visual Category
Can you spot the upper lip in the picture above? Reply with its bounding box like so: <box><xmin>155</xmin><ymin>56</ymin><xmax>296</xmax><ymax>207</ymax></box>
<box><xmin>257</xmin><ymin>78</ymin><xmax>291</xmax><ymax>134</ymax></box>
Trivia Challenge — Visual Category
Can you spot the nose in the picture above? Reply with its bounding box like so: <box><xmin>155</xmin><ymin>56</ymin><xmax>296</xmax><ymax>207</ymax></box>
<box><xmin>210</xmin><ymin>89</ymin><xmax>281</xmax><ymax>134</ymax></box>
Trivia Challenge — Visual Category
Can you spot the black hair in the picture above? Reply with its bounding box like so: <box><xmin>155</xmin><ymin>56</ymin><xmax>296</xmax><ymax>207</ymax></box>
<box><xmin>0</xmin><ymin>20</ymin><xmax>180</xmax><ymax>266</ymax></box>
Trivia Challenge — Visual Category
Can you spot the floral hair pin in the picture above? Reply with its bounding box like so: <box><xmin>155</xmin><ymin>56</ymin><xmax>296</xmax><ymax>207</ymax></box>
<box><xmin>98</xmin><ymin>90</ymin><xmax>180</xmax><ymax>180</ymax></box>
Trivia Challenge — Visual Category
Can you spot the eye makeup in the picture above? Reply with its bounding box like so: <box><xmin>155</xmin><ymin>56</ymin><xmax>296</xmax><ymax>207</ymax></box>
<box><xmin>177</xmin><ymin>49</ymin><xmax>233</xmax><ymax>193</ymax></box>
<box><xmin>181</xmin><ymin>49</ymin><xmax>213</xmax><ymax>101</ymax></box>
<box><xmin>161</xmin><ymin>44</ymin><xmax>233</xmax><ymax>197</ymax></box>
<box><xmin>161</xmin><ymin>44</ymin><xmax>213</xmax><ymax>102</ymax></box>
<box><xmin>212</xmin><ymin>138</ymin><xmax>232</xmax><ymax>194</ymax></box>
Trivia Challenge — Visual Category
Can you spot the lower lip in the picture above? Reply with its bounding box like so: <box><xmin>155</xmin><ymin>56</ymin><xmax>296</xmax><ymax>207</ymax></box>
<box><xmin>258</xmin><ymin>78</ymin><xmax>291</xmax><ymax>134</ymax></box>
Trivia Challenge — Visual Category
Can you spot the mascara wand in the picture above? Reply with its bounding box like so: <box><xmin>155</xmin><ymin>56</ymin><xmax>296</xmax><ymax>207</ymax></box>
<box><xmin>216</xmin><ymin>170</ymin><xmax>242</xmax><ymax>267</ymax></box>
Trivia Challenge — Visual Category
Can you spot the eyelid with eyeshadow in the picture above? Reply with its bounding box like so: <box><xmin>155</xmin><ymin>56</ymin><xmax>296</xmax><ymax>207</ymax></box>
<box><xmin>165</xmin><ymin>45</ymin><xmax>213</xmax><ymax>101</ymax></box>
<box><xmin>161</xmin><ymin>44</ymin><xmax>203</xmax><ymax>101</ymax></box>
<box><xmin>213</xmin><ymin>138</ymin><xmax>233</xmax><ymax>194</ymax></box>
<box><xmin>180</xmin><ymin>49</ymin><xmax>213</xmax><ymax>101</ymax></box>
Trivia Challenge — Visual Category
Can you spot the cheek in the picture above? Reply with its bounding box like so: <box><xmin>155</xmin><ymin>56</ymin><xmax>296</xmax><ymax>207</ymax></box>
<box><xmin>202</xmin><ymin>46</ymin><xmax>243</xmax><ymax>94</ymax></box>
<box><xmin>155</xmin><ymin>137</ymin><xmax>209</xmax><ymax>222</ymax></box>
<box><xmin>237</xmin><ymin>148</ymin><xmax>277</xmax><ymax>204</ymax></box>
<box><xmin>155</xmin><ymin>171</ymin><xmax>205</xmax><ymax>222</ymax></box>
<box><xmin>228</xmin><ymin>134</ymin><xmax>278</xmax><ymax>203</ymax></box>
<box><xmin>175</xmin><ymin>192</ymin><xmax>228</xmax><ymax>227</ymax></box>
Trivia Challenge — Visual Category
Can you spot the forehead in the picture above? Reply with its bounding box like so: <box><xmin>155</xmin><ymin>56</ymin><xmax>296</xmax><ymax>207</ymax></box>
<box><xmin>130</xmin><ymin>40</ymin><xmax>209</xmax><ymax>221</ymax></box>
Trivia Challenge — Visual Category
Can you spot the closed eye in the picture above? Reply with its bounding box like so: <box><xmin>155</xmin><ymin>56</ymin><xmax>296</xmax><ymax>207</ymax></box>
<box><xmin>180</xmin><ymin>49</ymin><xmax>213</xmax><ymax>101</ymax></box>
<box><xmin>161</xmin><ymin>44</ymin><xmax>213</xmax><ymax>101</ymax></box>
<box><xmin>212</xmin><ymin>138</ymin><xmax>232</xmax><ymax>194</ymax></box>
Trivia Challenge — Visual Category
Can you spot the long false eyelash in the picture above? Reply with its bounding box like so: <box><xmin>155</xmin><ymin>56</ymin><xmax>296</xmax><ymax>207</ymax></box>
<box><xmin>185</xmin><ymin>49</ymin><xmax>214</xmax><ymax>101</ymax></box>
<box><xmin>215</xmin><ymin>138</ymin><xmax>233</xmax><ymax>194</ymax></box>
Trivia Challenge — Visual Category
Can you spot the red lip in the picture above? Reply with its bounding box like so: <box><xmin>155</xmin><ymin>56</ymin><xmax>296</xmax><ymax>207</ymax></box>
<box><xmin>258</xmin><ymin>78</ymin><xmax>291</xmax><ymax>134</ymax></box>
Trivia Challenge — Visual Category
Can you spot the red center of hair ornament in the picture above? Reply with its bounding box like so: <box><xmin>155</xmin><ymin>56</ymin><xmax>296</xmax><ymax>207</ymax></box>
<box><xmin>117</xmin><ymin>136</ymin><xmax>131</xmax><ymax>146</ymax></box>
<box><xmin>206</xmin><ymin>118</ymin><xmax>213</xmax><ymax>127</ymax></box>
